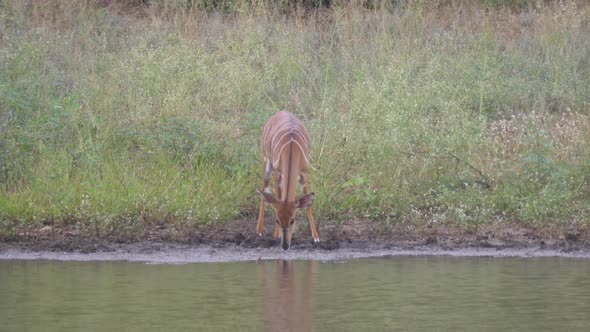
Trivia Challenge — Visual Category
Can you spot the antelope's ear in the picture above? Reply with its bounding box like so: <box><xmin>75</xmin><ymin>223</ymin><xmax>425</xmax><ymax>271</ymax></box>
<box><xmin>257</xmin><ymin>189</ymin><xmax>277</xmax><ymax>204</ymax></box>
<box><xmin>296</xmin><ymin>193</ymin><xmax>315</xmax><ymax>209</ymax></box>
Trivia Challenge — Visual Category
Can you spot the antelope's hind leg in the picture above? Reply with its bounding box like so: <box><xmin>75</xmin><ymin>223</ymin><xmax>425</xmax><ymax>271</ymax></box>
<box><xmin>273</xmin><ymin>172</ymin><xmax>282</xmax><ymax>239</ymax></box>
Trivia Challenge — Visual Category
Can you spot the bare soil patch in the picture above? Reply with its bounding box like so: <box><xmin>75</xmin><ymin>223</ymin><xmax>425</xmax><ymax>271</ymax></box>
<box><xmin>1</xmin><ymin>218</ymin><xmax>588</xmax><ymax>256</ymax></box>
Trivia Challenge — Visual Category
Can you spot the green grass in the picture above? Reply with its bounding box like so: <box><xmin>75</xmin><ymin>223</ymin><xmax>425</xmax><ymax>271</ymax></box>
<box><xmin>1</xmin><ymin>0</ymin><xmax>589</xmax><ymax>237</ymax></box>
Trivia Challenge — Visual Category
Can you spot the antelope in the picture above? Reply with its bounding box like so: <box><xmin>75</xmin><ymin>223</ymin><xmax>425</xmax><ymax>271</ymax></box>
<box><xmin>257</xmin><ymin>111</ymin><xmax>319</xmax><ymax>250</ymax></box>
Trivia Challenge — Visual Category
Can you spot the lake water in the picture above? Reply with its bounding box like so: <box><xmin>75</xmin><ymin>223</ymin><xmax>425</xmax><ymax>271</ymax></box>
<box><xmin>1</xmin><ymin>257</ymin><xmax>589</xmax><ymax>331</ymax></box>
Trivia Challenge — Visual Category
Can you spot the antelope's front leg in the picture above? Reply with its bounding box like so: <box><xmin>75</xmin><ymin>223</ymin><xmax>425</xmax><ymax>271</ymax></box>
<box><xmin>274</xmin><ymin>221</ymin><xmax>281</xmax><ymax>239</ymax></box>
<box><xmin>301</xmin><ymin>172</ymin><xmax>320</xmax><ymax>242</ymax></box>
<box><xmin>257</xmin><ymin>159</ymin><xmax>272</xmax><ymax>236</ymax></box>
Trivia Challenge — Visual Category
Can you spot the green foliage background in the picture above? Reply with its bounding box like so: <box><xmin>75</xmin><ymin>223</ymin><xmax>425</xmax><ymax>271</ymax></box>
<box><xmin>1</xmin><ymin>0</ymin><xmax>589</xmax><ymax>236</ymax></box>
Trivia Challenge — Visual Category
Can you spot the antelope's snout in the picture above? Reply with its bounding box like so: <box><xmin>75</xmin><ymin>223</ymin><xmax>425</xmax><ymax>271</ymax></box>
<box><xmin>280</xmin><ymin>225</ymin><xmax>294</xmax><ymax>250</ymax></box>
<box><xmin>281</xmin><ymin>237</ymin><xmax>290</xmax><ymax>250</ymax></box>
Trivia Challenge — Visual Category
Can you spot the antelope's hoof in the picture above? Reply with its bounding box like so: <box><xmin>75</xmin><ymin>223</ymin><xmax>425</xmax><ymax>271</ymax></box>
<box><xmin>314</xmin><ymin>238</ymin><xmax>320</xmax><ymax>243</ymax></box>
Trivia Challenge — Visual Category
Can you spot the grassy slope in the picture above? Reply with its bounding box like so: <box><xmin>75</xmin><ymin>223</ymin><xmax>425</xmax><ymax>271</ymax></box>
<box><xmin>0</xmin><ymin>0</ymin><xmax>589</xmax><ymax>238</ymax></box>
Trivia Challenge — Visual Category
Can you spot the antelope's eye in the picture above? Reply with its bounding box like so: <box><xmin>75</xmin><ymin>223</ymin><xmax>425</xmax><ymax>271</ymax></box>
<box><xmin>289</xmin><ymin>219</ymin><xmax>295</xmax><ymax>225</ymax></box>
<box><xmin>275</xmin><ymin>219</ymin><xmax>280</xmax><ymax>225</ymax></box>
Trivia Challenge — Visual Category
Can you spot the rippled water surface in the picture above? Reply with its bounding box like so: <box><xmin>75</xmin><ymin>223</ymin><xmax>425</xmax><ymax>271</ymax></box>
<box><xmin>1</xmin><ymin>257</ymin><xmax>589</xmax><ymax>331</ymax></box>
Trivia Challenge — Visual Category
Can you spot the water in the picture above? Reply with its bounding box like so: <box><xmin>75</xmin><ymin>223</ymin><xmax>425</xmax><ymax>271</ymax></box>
<box><xmin>1</xmin><ymin>257</ymin><xmax>589</xmax><ymax>331</ymax></box>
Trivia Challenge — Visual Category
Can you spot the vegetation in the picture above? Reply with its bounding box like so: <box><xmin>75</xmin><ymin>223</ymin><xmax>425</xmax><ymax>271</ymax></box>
<box><xmin>1</xmin><ymin>0</ymin><xmax>589</xmax><ymax>237</ymax></box>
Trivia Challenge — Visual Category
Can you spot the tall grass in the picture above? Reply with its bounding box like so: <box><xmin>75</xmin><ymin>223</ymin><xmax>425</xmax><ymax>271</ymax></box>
<box><xmin>1</xmin><ymin>0</ymin><xmax>589</xmax><ymax>236</ymax></box>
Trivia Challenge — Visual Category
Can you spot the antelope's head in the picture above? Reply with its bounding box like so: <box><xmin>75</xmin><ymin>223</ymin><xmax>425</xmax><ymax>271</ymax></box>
<box><xmin>259</xmin><ymin>191</ymin><xmax>315</xmax><ymax>250</ymax></box>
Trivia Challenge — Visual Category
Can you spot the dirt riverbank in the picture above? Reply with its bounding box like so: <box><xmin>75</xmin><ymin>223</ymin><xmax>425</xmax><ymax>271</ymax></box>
<box><xmin>1</xmin><ymin>218</ymin><xmax>589</xmax><ymax>262</ymax></box>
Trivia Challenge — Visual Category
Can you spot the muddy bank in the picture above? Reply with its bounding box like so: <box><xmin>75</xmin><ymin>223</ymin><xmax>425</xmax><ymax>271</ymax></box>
<box><xmin>1</xmin><ymin>218</ymin><xmax>589</xmax><ymax>261</ymax></box>
<box><xmin>2</xmin><ymin>243</ymin><xmax>590</xmax><ymax>263</ymax></box>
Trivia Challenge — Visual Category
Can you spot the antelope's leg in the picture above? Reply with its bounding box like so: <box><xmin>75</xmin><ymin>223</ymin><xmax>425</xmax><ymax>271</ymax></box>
<box><xmin>257</xmin><ymin>159</ymin><xmax>272</xmax><ymax>236</ymax></box>
<box><xmin>257</xmin><ymin>197</ymin><xmax>265</xmax><ymax>236</ymax></box>
<box><xmin>273</xmin><ymin>173</ymin><xmax>281</xmax><ymax>239</ymax></box>
<box><xmin>301</xmin><ymin>172</ymin><xmax>320</xmax><ymax>242</ymax></box>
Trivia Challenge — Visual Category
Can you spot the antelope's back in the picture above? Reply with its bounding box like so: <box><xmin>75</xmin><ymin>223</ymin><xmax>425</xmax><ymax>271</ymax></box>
<box><xmin>261</xmin><ymin>111</ymin><xmax>311</xmax><ymax>168</ymax></box>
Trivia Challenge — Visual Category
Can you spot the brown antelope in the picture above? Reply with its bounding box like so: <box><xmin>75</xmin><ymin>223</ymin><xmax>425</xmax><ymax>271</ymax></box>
<box><xmin>257</xmin><ymin>111</ymin><xmax>319</xmax><ymax>250</ymax></box>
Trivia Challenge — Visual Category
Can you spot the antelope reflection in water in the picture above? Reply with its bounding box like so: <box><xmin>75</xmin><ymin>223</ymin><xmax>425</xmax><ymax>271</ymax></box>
<box><xmin>258</xmin><ymin>260</ymin><xmax>318</xmax><ymax>332</ymax></box>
